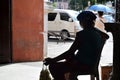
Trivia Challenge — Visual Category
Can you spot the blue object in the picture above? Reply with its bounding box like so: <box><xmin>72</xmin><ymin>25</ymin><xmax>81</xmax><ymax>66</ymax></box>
<box><xmin>88</xmin><ymin>4</ymin><xmax>114</xmax><ymax>14</ymax></box>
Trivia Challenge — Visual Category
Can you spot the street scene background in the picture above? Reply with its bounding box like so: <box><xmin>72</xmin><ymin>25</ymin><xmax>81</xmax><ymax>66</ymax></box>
<box><xmin>0</xmin><ymin>0</ymin><xmax>115</xmax><ymax>80</ymax></box>
<box><xmin>0</xmin><ymin>32</ymin><xmax>113</xmax><ymax>80</ymax></box>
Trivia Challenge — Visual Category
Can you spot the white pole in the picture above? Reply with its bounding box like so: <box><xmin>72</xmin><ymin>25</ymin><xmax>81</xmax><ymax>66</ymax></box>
<box><xmin>62</xmin><ymin>0</ymin><xmax>63</xmax><ymax>9</ymax></box>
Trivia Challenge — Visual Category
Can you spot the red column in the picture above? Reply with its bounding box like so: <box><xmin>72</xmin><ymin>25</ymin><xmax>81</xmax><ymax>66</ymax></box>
<box><xmin>12</xmin><ymin>0</ymin><xmax>44</xmax><ymax>62</ymax></box>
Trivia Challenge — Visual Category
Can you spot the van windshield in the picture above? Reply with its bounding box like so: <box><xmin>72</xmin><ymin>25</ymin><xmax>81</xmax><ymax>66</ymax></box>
<box><xmin>69</xmin><ymin>11</ymin><xmax>79</xmax><ymax>21</ymax></box>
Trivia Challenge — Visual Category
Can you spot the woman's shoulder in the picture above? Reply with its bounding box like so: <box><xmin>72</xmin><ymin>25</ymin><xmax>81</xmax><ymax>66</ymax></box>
<box><xmin>76</xmin><ymin>29</ymin><xmax>94</xmax><ymax>35</ymax></box>
<box><xmin>76</xmin><ymin>30</ymin><xmax>85</xmax><ymax>37</ymax></box>
<box><xmin>95</xmin><ymin>28</ymin><xmax>109</xmax><ymax>40</ymax></box>
<box><xmin>77</xmin><ymin>30</ymin><xmax>86</xmax><ymax>34</ymax></box>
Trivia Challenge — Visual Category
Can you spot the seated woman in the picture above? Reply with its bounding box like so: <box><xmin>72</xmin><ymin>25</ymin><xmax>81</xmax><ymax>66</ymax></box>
<box><xmin>44</xmin><ymin>11</ymin><xmax>109</xmax><ymax>80</ymax></box>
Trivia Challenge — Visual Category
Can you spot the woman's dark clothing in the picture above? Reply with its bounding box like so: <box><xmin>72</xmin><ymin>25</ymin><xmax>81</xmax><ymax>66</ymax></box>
<box><xmin>48</xmin><ymin>27</ymin><xmax>109</xmax><ymax>80</ymax></box>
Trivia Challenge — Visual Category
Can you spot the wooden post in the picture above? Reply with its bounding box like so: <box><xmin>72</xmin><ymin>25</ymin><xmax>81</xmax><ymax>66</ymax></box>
<box><xmin>105</xmin><ymin>23</ymin><xmax>120</xmax><ymax>80</ymax></box>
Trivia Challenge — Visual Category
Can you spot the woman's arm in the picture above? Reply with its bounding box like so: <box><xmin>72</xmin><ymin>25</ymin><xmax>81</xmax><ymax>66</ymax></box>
<box><xmin>52</xmin><ymin>32</ymin><xmax>81</xmax><ymax>62</ymax></box>
<box><xmin>44</xmin><ymin>32</ymin><xmax>81</xmax><ymax>65</ymax></box>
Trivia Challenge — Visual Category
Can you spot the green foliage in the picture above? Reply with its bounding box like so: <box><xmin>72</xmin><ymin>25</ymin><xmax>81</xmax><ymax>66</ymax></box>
<box><xmin>69</xmin><ymin>0</ymin><xmax>96</xmax><ymax>10</ymax></box>
<box><xmin>97</xmin><ymin>0</ymin><xmax>114</xmax><ymax>4</ymax></box>
<box><xmin>52</xmin><ymin>2</ymin><xmax>56</xmax><ymax>8</ymax></box>
<box><xmin>69</xmin><ymin>0</ymin><xmax>114</xmax><ymax>11</ymax></box>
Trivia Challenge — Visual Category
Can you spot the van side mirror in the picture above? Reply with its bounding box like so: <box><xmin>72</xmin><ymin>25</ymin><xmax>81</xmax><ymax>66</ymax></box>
<box><xmin>68</xmin><ymin>18</ymin><xmax>73</xmax><ymax>22</ymax></box>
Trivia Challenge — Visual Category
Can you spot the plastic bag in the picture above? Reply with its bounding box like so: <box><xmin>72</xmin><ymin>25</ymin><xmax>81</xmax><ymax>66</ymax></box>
<box><xmin>39</xmin><ymin>64</ymin><xmax>51</xmax><ymax>80</ymax></box>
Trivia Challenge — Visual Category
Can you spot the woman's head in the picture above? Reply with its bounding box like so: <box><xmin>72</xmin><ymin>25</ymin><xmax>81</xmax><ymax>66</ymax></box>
<box><xmin>77</xmin><ymin>11</ymin><xmax>96</xmax><ymax>29</ymax></box>
<box><xmin>98</xmin><ymin>11</ymin><xmax>104</xmax><ymax>17</ymax></box>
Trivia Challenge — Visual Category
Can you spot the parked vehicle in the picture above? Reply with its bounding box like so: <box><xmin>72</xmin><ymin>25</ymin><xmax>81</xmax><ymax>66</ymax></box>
<box><xmin>103</xmin><ymin>14</ymin><xmax>115</xmax><ymax>23</ymax></box>
<box><xmin>48</xmin><ymin>9</ymin><xmax>82</xmax><ymax>39</ymax></box>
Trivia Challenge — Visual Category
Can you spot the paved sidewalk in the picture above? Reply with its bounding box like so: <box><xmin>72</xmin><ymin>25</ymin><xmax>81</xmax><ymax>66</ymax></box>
<box><xmin>0</xmin><ymin>62</ymin><xmax>91</xmax><ymax>80</ymax></box>
<box><xmin>0</xmin><ymin>62</ymin><xmax>42</xmax><ymax>80</ymax></box>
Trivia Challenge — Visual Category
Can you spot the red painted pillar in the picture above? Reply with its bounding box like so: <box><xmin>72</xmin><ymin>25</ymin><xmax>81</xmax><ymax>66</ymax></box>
<box><xmin>12</xmin><ymin>0</ymin><xmax>44</xmax><ymax>62</ymax></box>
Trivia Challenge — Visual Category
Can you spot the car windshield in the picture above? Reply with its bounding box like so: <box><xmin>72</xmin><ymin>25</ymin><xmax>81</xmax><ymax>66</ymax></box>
<box><xmin>54</xmin><ymin>9</ymin><xmax>80</xmax><ymax>21</ymax></box>
<box><xmin>68</xmin><ymin>11</ymin><xmax>79</xmax><ymax>21</ymax></box>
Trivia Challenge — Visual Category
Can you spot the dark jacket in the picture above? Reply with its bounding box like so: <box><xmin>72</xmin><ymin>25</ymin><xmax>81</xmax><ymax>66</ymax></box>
<box><xmin>53</xmin><ymin>27</ymin><xmax>109</xmax><ymax>66</ymax></box>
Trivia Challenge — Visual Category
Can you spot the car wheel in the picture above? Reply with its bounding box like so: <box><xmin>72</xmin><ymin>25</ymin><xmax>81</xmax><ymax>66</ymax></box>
<box><xmin>60</xmin><ymin>30</ymin><xmax>69</xmax><ymax>40</ymax></box>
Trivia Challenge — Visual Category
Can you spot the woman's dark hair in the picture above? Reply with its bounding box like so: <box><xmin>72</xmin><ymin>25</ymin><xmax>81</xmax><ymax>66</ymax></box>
<box><xmin>98</xmin><ymin>11</ymin><xmax>104</xmax><ymax>16</ymax></box>
<box><xmin>77</xmin><ymin>11</ymin><xmax>96</xmax><ymax>28</ymax></box>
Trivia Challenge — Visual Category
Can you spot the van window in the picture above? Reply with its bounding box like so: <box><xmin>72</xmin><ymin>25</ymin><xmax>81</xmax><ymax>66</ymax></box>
<box><xmin>60</xmin><ymin>13</ymin><xmax>70</xmax><ymax>21</ymax></box>
<box><xmin>48</xmin><ymin>13</ymin><xmax>57</xmax><ymax>21</ymax></box>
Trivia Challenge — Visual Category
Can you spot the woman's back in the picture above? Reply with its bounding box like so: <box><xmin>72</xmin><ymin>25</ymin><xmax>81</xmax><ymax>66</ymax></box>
<box><xmin>75</xmin><ymin>28</ymin><xmax>104</xmax><ymax>66</ymax></box>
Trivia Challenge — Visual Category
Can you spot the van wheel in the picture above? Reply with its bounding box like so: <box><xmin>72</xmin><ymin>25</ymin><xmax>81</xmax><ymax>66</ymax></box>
<box><xmin>60</xmin><ymin>31</ymin><xmax>69</xmax><ymax>40</ymax></box>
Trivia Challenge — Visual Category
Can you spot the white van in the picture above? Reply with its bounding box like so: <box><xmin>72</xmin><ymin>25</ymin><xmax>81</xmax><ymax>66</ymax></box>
<box><xmin>48</xmin><ymin>9</ymin><xmax>82</xmax><ymax>39</ymax></box>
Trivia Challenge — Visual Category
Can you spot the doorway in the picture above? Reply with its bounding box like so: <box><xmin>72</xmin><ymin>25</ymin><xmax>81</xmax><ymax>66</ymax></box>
<box><xmin>0</xmin><ymin>0</ymin><xmax>12</xmax><ymax>63</ymax></box>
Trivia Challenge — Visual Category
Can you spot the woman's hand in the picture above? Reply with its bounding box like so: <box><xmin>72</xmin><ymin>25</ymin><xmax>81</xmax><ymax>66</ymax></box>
<box><xmin>43</xmin><ymin>57</ymin><xmax>55</xmax><ymax>65</ymax></box>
